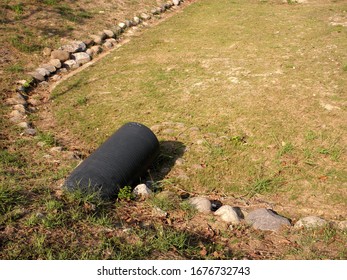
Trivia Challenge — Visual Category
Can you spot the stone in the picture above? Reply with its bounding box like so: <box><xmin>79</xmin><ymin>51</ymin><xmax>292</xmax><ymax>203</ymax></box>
<box><xmin>29</xmin><ymin>71</ymin><xmax>45</xmax><ymax>82</ymax></box>
<box><xmin>72</xmin><ymin>52</ymin><xmax>91</xmax><ymax>65</ymax></box>
<box><xmin>103</xmin><ymin>29</ymin><xmax>115</xmax><ymax>38</ymax></box>
<box><xmin>51</xmin><ymin>49</ymin><xmax>70</xmax><ymax>62</ymax></box>
<box><xmin>9</xmin><ymin>110</ymin><xmax>25</xmax><ymax>118</ymax></box>
<box><xmin>173</xmin><ymin>0</ymin><xmax>181</xmax><ymax>6</ymax></box>
<box><xmin>57</xmin><ymin>68</ymin><xmax>67</xmax><ymax>74</ymax></box>
<box><xmin>90</xmin><ymin>34</ymin><xmax>104</xmax><ymax>45</ymax></box>
<box><xmin>124</xmin><ymin>20</ymin><xmax>132</xmax><ymax>27</ymax></box>
<box><xmin>189</xmin><ymin>197</ymin><xmax>211</xmax><ymax>213</ymax></box>
<box><xmin>246</xmin><ymin>208</ymin><xmax>291</xmax><ymax>231</ymax></box>
<box><xmin>17</xmin><ymin>122</ymin><xmax>29</xmax><ymax>128</ymax></box>
<box><xmin>140</xmin><ymin>13</ymin><xmax>151</xmax><ymax>20</ymax></box>
<box><xmin>24</xmin><ymin>128</ymin><xmax>37</xmax><ymax>136</ymax></box>
<box><xmin>60</xmin><ymin>41</ymin><xmax>87</xmax><ymax>53</ymax></box>
<box><xmin>175</xmin><ymin>158</ymin><xmax>185</xmax><ymax>165</ymax></box>
<box><xmin>42</xmin><ymin>47</ymin><xmax>52</xmax><ymax>56</ymax></box>
<box><xmin>214</xmin><ymin>205</ymin><xmax>242</xmax><ymax>224</ymax></box>
<box><xmin>133</xmin><ymin>184</ymin><xmax>152</xmax><ymax>197</ymax></box>
<box><xmin>90</xmin><ymin>45</ymin><xmax>103</xmax><ymax>55</ymax></box>
<box><xmin>133</xmin><ymin>16</ymin><xmax>141</xmax><ymax>25</ymax></box>
<box><xmin>294</xmin><ymin>216</ymin><xmax>327</xmax><ymax>229</ymax></box>
<box><xmin>51</xmin><ymin>74</ymin><xmax>61</xmax><ymax>81</ymax></box>
<box><xmin>337</xmin><ymin>221</ymin><xmax>347</xmax><ymax>230</ymax></box>
<box><xmin>103</xmin><ymin>41</ymin><xmax>113</xmax><ymax>49</ymax></box>
<box><xmin>6</xmin><ymin>93</ymin><xmax>27</xmax><ymax>106</ymax></box>
<box><xmin>83</xmin><ymin>38</ymin><xmax>94</xmax><ymax>47</ymax></box>
<box><xmin>49</xmin><ymin>59</ymin><xmax>62</xmax><ymax>69</ymax></box>
<box><xmin>35</xmin><ymin>67</ymin><xmax>50</xmax><ymax>77</ymax></box>
<box><xmin>112</xmin><ymin>26</ymin><xmax>123</xmax><ymax>36</ymax></box>
<box><xmin>103</xmin><ymin>38</ymin><xmax>116</xmax><ymax>49</ymax></box>
<box><xmin>63</xmin><ymin>59</ymin><xmax>77</xmax><ymax>69</ymax></box>
<box><xmin>165</xmin><ymin>2</ymin><xmax>172</xmax><ymax>9</ymax></box>
<box><xmin>40</xmin><ymin>63</ymin><xmax>56</xmax><ymax>74</ymax></box>
<box><xmin>151</xmin><ymin>8</ymin><xmax>159</xmax><ymax>15</ymax></box>
<box><xmin>13</xmin><ymin>104</ymin><xmax>26</xmax><ymax>113</ymax></box>
<box><xmin>118</xmin><ymin>22</ymin><xmax>126</xmax><ymax>30</ymax></box>
<box><xmin>160</xmin><ymin>4</ymin><xmax>167</xmax><ymax>12</ymax></box>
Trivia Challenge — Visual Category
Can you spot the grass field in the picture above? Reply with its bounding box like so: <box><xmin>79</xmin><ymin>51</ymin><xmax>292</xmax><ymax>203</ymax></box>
<box><xmin>1</xmin><ymin>0</ymin><xmax>347</xmax><ymax>259</ymax></box>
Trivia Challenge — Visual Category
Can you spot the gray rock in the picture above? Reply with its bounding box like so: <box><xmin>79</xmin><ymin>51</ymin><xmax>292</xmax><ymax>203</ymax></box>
<box><xmin>50</xmin><ymin>49</ymin><xmax>70</xmax><ymax>62</ymax></box>
<box><xmin>6</xmin><ymin>93</ymin><xmax>27</xmax><ymax>106</ymax></box>
<box><xmin>90</xmin><ymin>34</ymin><xmax>104</xmax><ymax>45</ymax></box>
<box><xmin>29</xmin><ymin>71</ymin><xmax>45</xmax><ymax>82</ymax></box>
<box><xmin>40</xmin><ymin>63</ymin><xmax>56</xmax><ymax>74</ymax></box>
<box><xmin>103</xmin><ymin>29</ymin><xmax>115</xmax><ymax>38</ymax></box>
<box><xmin>133</xmin><ymin>16</ymin><xmax>141</xmax><ymax>25</ymax></box>
<box><xmin>151</xmin><ymin>8</ymin><xmax>159</xmax><ymax>15</ymax></box>
<box><xmin>140</xmin><ymin>13</ymin><xmax>151</xmax><ymax>20</ymax></box>
<box><xmin>90</xmin><ymin>45</ymin><xmax>102</xmax><ymax>55</ymax></box>
<box><xmin>160</xmin><ymin>4</ymin><xmax>167</xmax><ymax>12</ymax></box>
<box><xmin>9</xmin><ymin>110</ymin><xmax>25</xmax><ymax>118</ymax></box>
<box><xmin>118</xmin><ymin>22</ymin><xmax>126</xmax><ymax>30</ymax></box>
<box><xmin>189</xmin><ymin>197</ymin><xmax>211</xmax><ymax>213</ymax></box>
<box><xmin>294</xmin><ymin>216</ymin><xmax>327</xmax><ymax>229</ymax></box>
<box><xmin>17</xmin><ymin>122</ymin><xmax>29</xmax><ymax>129</ymax></box>
<box><xmin>124</xmin><ymin>20</ymin><xmax>132</xmax><ymax>27</ymax></box>
<box><xmin>103</xmin><ymin>41</ymin><xmax>113</xmax><ymax>49</ymax></box>
<box><xmin>63</xmin><ymin>59</ymin><xmax>77</xmax><ymax>69</ymax></box>
<box><xmin>13</xmin><ymin>104</ymin><xmax>26</xmax><ymax>113</ymax></box>
<box><xmin>83</xmin><ymin>38</ymin><xmax>94</xmax><ymax>47</ymax></box>
<box><xmin>35</xmin><ymin>67</ymin><xmax>50</xmax><ymax>77</ymax></box>
<box><xmin>72</xmin><ymin>52</ymin><xmax>91</xmax><ymax>65</ymax></box>
<box><xmin>24</xmin><ymin>128</ymin><xmax>37</xmax><ymax>136</ymax></box>
<box><xmin>60</xmin><ymin>41</ymin><xmax>86</xmax><ymax>53</ymax></box>
<box><xmin>133</xmin><ymin>184</ymin><xmax>152</xmax><ymax>197</ymax></box>
<box><xmin>337</xmin><ymin>221</ymin><xmax>347</xmax><ymax>230</ymax></box>
<box><xmin>57</xmin><ymin>68</ymin><xmax>67</xmax><ymax>74</ymax></box>
<box><xmin>49</xmin><ymin>59</ymin><xmax>62</xmax><ymax>69</ymax></box>
<box><xmin>173</xmin><ymin>0</ymin><xmax>181</xmax><ymax>6</ymax></box>
<box><xmin>165</xmin><ymin>2</ymin><xmax>172</xmax><ymax>9</ymax></box>
<box><xmin>112</xmin><ymin>26</ymin><xmax>123</xmax><ymax>36</ymax></box>
<box><xmin>246</xmin><ymin>208</ymin><xmax>291</xmax><ymax>231</ymax></box>
<box><xmin>175</xmin><ymin>158</ymin><xmax>185</xmax><ymax>165</ymax></box>
<box><xmin>214</xmin><ymin>205</ymin><xmax>242</xmax><ymax>224</ymax></box>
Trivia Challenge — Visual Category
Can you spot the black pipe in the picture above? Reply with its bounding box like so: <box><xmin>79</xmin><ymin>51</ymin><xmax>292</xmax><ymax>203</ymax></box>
<box><xmin>64</xmin><ymin>122</ymin><xmax>160</xmax><ymax>199</ymax></box>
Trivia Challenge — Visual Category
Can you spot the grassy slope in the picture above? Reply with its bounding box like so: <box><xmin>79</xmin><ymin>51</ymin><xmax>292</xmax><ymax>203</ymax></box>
<box><xmin>1</xmin><ymin>0</ymin><xmax>347</xmax><ymax>259</ymax></box>
<box><xmin>53</xmin><ymin>0</ymin><xmax>346</xmax><ymax>215</ymax></box>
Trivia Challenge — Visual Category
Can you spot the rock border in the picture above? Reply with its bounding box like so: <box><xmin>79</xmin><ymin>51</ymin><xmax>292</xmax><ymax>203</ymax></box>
<box><xmin>5</xmin><ymin>0</ymin><xmax>186</xmax><ymax>135</ymax></box>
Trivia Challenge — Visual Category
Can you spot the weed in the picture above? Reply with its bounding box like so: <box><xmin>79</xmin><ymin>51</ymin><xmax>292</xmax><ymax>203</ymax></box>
<box><xmin>249</xmin><ymin>177</ymin><xmax>282</xmax><ymax>195</ymax></box>
<box><xmin>117</xmin><ymin>186</ymin><xmax>134</xmax><ymax>201</ymax></box>
<box><xmin>10</xmin><ymin>35</ymin><xmax>43</xmax><ymax>53</ymax></box>
<box><xmin>36</xmin><ymin>131</ymin><xmax>56</xmax><ymax>147</ymax></box>
<box><xmin>10</xmin><ymin>3</ymin><xmax>24</xmax><ymax>15</ymax></box>
<box><xmin>76</xmin><ymin>96</ymin><xmax>88</xmax><ymax>106</ymax></box>
<box><xmin>305</xmin><ymin>130</ymin><xmax>318</xmax><ymax>141</ymax></box>
<box><xmin>278</xmin><ymin>142</ymin><xmax>294</xmax><ymax>156</ymax></box>
<box><xmin>180</xmin><ymin>200</ymin><xmax>197</xmax><ymax>220</ymax></box>
<box><xmin>5</xmin><ymin>63</ymin><xmax>24</xmax><ymax>73</ymax></box>
<box><xmin>343</xmin><ymin>65</ymin><xmax>347</xmax><ymax>72</ymax></box>
<box><xmin>0</xmin><ymin>185</ymin><xmax>24</xmax><ymax>215</ymax></box>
